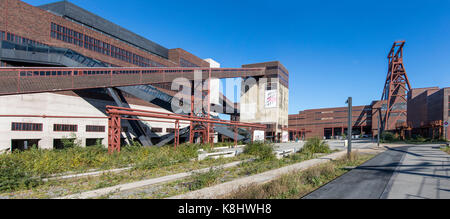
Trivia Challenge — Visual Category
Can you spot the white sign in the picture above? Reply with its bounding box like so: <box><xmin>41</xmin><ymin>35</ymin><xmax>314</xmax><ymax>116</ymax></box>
<box><xmin>282</xmin><ymin>131</ymin><xmax>289</xmax><ymax>143</ymax></box>
<box><xmin>253</xmin><ymin>130</ymin><xmax>265</xmax><ymax>142</ymax></box>
<box><xmin>265</xmin><ymin>90</ymin><xmax>277</xmax><ymax>108</ymax></box>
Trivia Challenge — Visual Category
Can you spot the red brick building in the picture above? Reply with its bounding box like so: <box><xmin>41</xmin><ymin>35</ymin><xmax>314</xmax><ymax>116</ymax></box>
<box><xmin>0</xmin><ymin>0</ymin><xmax>208</xmax><ymax>68</ymax></box>
<box><xmin>289</xmin><ymin>105</ymin><xmax>373</xmax><ymax>140</ymax></box>
<box><xmin>407</xmin><ymin>87</ymin><xmax>450</xmax><ymax>139</ymax></box>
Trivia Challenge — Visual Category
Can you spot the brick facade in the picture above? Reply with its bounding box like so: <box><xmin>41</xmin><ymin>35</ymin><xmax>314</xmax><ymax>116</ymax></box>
<box><xmin>289</xmin><ymin>105</ymin><xmax>373</xmax><ymax>140</ymax></box>
<box><xmin>0</xmin><ymin>0</ymin><xmax>207</xmax><ymax>68</ymax></box>
<box><xmin>169</xmin><ymin>48</ymin><xmax>210</xmax><ymax>67</ymax></box>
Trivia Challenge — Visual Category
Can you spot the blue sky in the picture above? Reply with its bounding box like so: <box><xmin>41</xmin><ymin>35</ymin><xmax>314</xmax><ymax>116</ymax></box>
<box><xmin>24</xmin><ymin>0</ymin><xmax>450</xmax><ymax>114</ymax></box>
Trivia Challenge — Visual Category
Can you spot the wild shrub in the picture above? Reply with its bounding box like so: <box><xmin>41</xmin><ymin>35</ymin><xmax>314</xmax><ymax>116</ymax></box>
<box><xmin>381</xmin><ymin>132</ymin><xmax>398</xmax><ymax>142</ymax></box>
<box><xmin>0</xmin><ymin>156</ymin><xmax>40</xmax><ymax>192</ymax></box>
<box><xmin>243</xmin><ymin>143</ymin><xmax>275</xmax><ymax>161</ymax></box>
<box><xmin>301</xmin><ymin>137</ymin><xmax>331</xmax><ymax>154</ymax></box>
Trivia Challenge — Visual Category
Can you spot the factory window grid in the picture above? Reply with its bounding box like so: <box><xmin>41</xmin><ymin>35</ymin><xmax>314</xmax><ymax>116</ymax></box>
<box><xmin>51</xmin><ymin>23</ymin><xmax>166</xmax><ymax>67</ymax></box>
<box><xmin>54</xmin><ymin>124</ymin><xmax>78</xmax><ymax>132</ymax></box>
<box><xmin>166</xmin><ymin>128</ymin><xmax>175</xmax><ymax>133</ymax></box>
<box><xmin>86</xmin><ymin>125</ymin><xmax>106</xmax><ymax>133</ymax></box>
<box><xmin>11</xmin><ymin>122</ymin><xmax>43</xmax><ymax>131</ymax></box>
<box><xmin>151</xmin><ymin>128</ymin><xmax>163</xmax><ymax>133</ymax></box>
<box><xmin>6</xmin><ymin>32</ymin><xmax>46</xmax><ymax>47</ymax></box>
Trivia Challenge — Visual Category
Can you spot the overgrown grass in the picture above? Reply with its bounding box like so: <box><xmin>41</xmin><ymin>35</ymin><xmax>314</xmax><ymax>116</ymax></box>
<box><xmin>225</xmin><ymin>152</ymin><xmax>375</xmax><ymax>199</ymax></box>
<box><xmin>188</xmin><ymin>168</ymin><xmax>224</xmax><ymax>191</ymax></box>
<box><xmin>442</xmin><ymin>147</ymin><xmax>450</xmax><ymax>155</ymax></box>
<box><xmin>0</xmin><ymin>142</ymin><xmax>209</xmax><ymax>193</ymax></box>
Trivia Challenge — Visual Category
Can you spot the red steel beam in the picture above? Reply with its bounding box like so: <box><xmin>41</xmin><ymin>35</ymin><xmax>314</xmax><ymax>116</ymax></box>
<box><xmin>106</xmin><ymin>106</ymin><xmax>265</xmax><ymax>152</ymax></box>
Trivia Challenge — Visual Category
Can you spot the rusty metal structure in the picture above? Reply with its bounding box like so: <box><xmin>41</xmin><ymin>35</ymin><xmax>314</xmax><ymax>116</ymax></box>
<box><xmin>381</xmin><ymin>41</ymin><xmax>412</xmax><ymax>131</ymax></box>
<box><xmin>0</xmin><ymin>67</ymin><xmax>265</xmax><ymax>96</ymax></box>
<box><xmin>106</xmin><ymin>106</ymin><xmax>266</xmax><ymax>153</ymax></box>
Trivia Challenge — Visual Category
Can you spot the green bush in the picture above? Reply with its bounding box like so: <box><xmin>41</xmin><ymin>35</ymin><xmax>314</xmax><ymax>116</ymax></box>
<box><xmin>381</xmin><ymin>132</ymin><xmax>398</xmax><ymax>142</ymax></box>
<box><xmin>0</xmin><ymin>156</ymin><xmax>41</xmax><ymax>192</ymax></box>
<box><xmin>301</xmin><ymin>137</ymin><xmax>331</xmax><ymax>154</ymax></box>
<box><xmin>243</xmin><ymin>143</ymin><xmax>275</xmax><ymax>161</ymax></box>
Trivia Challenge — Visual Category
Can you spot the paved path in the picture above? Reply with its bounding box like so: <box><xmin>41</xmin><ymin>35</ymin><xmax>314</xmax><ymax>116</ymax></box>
<box><xmin>303</xmin><ymin>145</ymin><xmax>450</xmax><ymax>199</ymax></box>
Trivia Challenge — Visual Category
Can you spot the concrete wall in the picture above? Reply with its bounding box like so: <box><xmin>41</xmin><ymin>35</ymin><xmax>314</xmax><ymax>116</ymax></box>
<box><xmin>240</xmin><ymin>78</ymin><xmax>289</xmax><ymax>135</ymax></box>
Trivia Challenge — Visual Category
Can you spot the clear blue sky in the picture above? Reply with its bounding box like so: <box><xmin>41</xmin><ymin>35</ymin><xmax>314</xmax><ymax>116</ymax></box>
<box><xmin>24</xmin><ymin>0</ymin><xmax>450</xmax><ymax>114</ymax></box>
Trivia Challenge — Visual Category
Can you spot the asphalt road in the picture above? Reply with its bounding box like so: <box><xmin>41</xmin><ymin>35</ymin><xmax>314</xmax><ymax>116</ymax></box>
<box><xmin>303</xmin><ymin>145</ymin><xmax>450</xmax><ymax>199</ymax></box>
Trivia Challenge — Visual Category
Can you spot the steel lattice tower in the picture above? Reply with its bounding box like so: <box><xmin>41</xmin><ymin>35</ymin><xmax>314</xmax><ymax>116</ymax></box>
<box><xmin>381</xmin><ymin>41</ymin><xmax>412</xmax><ymax>131</ymax></box>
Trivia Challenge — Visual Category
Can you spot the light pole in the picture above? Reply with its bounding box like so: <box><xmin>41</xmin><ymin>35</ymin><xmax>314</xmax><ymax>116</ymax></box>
<box><xmin>346</xmin><ymin>97</ymin><xmax>352</xmax><ymax>157</ymax></box>
<box><xmin>377</xmin><ymin>114</ymin><xmax>381</xmax><ymax>147</ymax></box>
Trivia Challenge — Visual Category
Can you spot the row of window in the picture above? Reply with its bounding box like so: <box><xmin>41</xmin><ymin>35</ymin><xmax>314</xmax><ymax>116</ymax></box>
<box><xmin>50</xmin><ymin>23</ymin><xmax>166</xmax><ymax>67</ymax></box>
<box><xmin>10</xmin><ymin>123</ymin><xmax>178</xmax><ymax>134</ymax></box>
<box><xmin>448</xmin><ymin>96</ymin><xmax>450</xmax><ymax>117</ymax></box>
<box><xmin>11</xmin><ymin>123</ymin><xmax>105</xmax><ymax>133</ymax></box>
<box><xmin>18</xmin><ymin>69</ymin><xmax>164</xmax><ymax>77</ymax></box>
<box><xmin>3</xmin><ymin>31</ymin><xmax>47</xmax><ymax>47</ymax></box>
<box><xmin>150</xmin><ymin>127</ymin><xmax>177</xmax><ymax>133</ymax></box>
<box><xmin>290</xmin><ymin>120</ymin><xmax>373</xmax><ymax>127</ymax></box>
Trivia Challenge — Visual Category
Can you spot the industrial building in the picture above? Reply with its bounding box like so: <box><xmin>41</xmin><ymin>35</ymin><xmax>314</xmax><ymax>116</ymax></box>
<box><xmin>289</xmin><ymin>42</ymin><xmax>449</xmax><ymax>141</ymax></box>
<box><xmin>0</xmin><ymin>0</ymin><xmax>290</xmax><ymax>152</ymax></box>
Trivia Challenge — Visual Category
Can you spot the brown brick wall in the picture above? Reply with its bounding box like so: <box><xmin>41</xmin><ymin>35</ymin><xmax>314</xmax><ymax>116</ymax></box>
<box><xmin>289</xmin><ymin>105</ymin><xmax>373</xmax><ymax>139</ymax></box>
<box><xmin>407</xmin><ymin>88</ymin><xmax>440</xmax><ymax>128</ymax></box>
<box><xmin>1</xmin><ymin>0</ymin><xmax>193</xmax><ymax>68</ymax></box>
<box><xmin>0</xmin><ymin>0</ymin><xmax>5</xmax><ymax>31</ymax></box>
<box><xmin>168</xmin><ymin>48</ymin><xmax>209</xmax><ymax>67</ymax></box>
<box><xmin>242</xmin><ymin>61</ymin><xmax>289</xmax><ymax>88</ymax></box>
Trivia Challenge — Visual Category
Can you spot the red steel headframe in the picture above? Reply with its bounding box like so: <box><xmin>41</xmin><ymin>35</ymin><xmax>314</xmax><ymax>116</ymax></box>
<box><xmin>381</xmin><ymin>41</ymin><xmax>412</xmax><ymax>131</ymax></box>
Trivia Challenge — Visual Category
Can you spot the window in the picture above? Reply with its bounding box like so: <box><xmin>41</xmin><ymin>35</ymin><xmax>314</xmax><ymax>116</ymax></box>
<box><xmin>86</xmin><ymin>125</ymin><xmax>105</xmax><ymax>132</ymax></box>
<box><xmin>11</xmin><ymin>122</ymin><xmax>43</xmax><ymax>131</ymax></box>
<box><xmin>0</xmin><ymin>31</ymin><xmax>4</xmax><ymax>41</ymax></box>
<box><xmin>50</xmin><ymin>23</ymin><xmax>166</xmax><ymax>67</ymax></box>
<box><xmin>166</xmin><ymin>128</ymin><xmax>175</xmax><ymax>133</ymax></box>
<box><xmin>266</xmin><ymin>82</ymin><xmax>278</xmax><ymax>91</ymax></box>
<box><xmin>54</xmin><ymin>124</ymin><xmax>78</xmax><ymax>132</ymax></box>
<box><xmin>151</xmin><ymin>128</ymin><xmax>163</xmax><ymax>133</ymax></box>
<box><xmin>448</xmin><ymin>96</ymin><xmax>450</xmax><ymax>117</ymax></box>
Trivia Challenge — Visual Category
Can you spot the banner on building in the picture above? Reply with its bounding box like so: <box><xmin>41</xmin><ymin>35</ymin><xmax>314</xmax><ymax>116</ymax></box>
<box><xmin>253</xmin><ymin>130</ymin><xmax>265</xmax><ymax>142</ymax></box>
<box><xmin>265</xmin><ymin>90</ymin><xmax>277</xmax><ymax>109</ymax></box>
<box><xmin>282</xmin><ymin>131</ymin><xmax>289</xmax><ymax>143</ymax></box>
